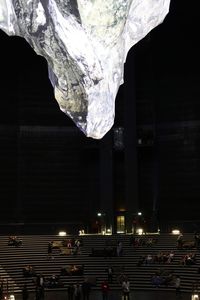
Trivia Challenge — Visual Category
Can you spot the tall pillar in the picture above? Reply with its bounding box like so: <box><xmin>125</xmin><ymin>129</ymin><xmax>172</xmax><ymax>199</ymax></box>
<box><xmin>124</xmin><ymin>50</ymin><xmax>139</xmax><ymax>233</ymax></box>
<box><xmin>99</xmin><ymin>131</ymin><xmax>114</xmax><ymax>233</ymax></box>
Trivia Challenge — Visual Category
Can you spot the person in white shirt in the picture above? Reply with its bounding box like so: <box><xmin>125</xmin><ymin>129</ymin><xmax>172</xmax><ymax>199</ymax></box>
<box><xmin>122</xmin><ymin>279</ymin><xmax>130</xmax><ymax>300</ymax></box>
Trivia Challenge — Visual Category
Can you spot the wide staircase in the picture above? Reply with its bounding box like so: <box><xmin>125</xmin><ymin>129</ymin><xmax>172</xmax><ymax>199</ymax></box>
<box><xmin>0</xmin><ymin>233</ymin><xmax>199</xmax><ymax>296</ymax></box>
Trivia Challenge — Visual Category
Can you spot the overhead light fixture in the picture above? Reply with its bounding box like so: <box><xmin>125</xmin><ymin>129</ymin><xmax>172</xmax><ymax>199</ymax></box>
<box><xmin>137</xmin><ymin>228</ymin><xmax>143</xmax><ymax>235</ymax></box>
<box><xmin>191</xmin><ymin>294</ymin><xmax>199</xmax><ymax>300</ymax></box>
<box><xmin>172</xmin><ymin>229</ymin><xmax>180</xmax><ymax>235</ymax></box>
<box><xmin>58</xmin><ymin>231</ymin><xmax>67</xmax><ymax>236</ymax></box>
<box><xmin>79</xmin><ymin>229</ymin><xmax>85</xmax><ymax>235</ymax></box>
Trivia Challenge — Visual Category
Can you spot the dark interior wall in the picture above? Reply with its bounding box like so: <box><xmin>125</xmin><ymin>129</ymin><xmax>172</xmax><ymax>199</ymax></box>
<box><xmin>133</xmin><ymin>0</ymin><xmax>200</xmax><ymax>224</ymax></box>
<box><xmin>0</xmin><ymin>125</ymin><xmax>100</xmax><ymax>224</ymax></box>
<box><xmin>0</xmin><ymin>32</ymin><xmax>100</xmax><ymax>225</ymax></box>
<box><xmin>19</xmin><ymin>127</ymin><xmax>85</xmax><ymax>222</ymax></box>
<box><xmin>0</xmin><ymin>126</ymin><xmax>17</xmax><ymax>221</ymax></box>
<box><xmin>157</xmin><ymin>78</ymin><xmax>200</xmax><ymax>221</ymax></box>
<box><xmin>134</xmin><ymin>76</ymin><xmax>200</xmax><ymax>223</ymax></box>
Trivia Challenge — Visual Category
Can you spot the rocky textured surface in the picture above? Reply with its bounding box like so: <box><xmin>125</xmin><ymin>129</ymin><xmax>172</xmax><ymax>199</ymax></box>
<box><xmin>0</xmin><ymin>0</ymin><xmax>170</xmax><ymax>138</ymax></box>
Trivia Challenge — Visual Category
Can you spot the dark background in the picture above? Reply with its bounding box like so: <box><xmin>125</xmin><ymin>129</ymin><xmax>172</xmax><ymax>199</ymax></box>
<box><xmin>0</xmin><ymin>0</ymin><xmax>200</xmax><ymax>232</ymax></box>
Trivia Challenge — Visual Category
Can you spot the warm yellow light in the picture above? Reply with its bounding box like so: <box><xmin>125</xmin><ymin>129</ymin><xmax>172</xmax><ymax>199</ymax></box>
<box><xmin>192</xmin><ymin>294</ymin><xmax>199</xmax><ymax>300</ymax></box>
<box><xmin>118</xmin><ymin>208</ymin><xmax>126</xmax><ymax>212</ymax></box>
<box><xmin>79</xmin><ymin>230</ymin><xmax>85</xmax><ymax>235</ymax></box>
<box><xmin>137</xmin><ymin>228</ymin><xmax>143</xmax><ymax>235</ymax></box>
<box><xmin>172</xmin><ymin>229</ymin><xmax>180</xmax><ymax>235</ymax></box>
<box><xmin>58</xmin><ymin>231</ymin><xmax>67</xmax><ymax>236</ymax></box>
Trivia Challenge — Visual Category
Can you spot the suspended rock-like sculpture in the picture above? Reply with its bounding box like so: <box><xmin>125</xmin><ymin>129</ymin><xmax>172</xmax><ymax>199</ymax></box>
<box><xmin>0</xmin><ymin>0</ymin><xmax>170</xmax><ymax>139</ymax></box>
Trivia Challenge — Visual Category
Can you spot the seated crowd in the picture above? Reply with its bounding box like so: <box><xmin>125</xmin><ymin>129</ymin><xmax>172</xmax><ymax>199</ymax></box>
<box><xmin>151</xmin><ymin>269</ymin><xmax>175</xmax><ymax>287</ymax></box>
<box><xmin>180</xmin><ymin>252</ymin><xmax>197</xmax><ymax>265</ymax></box>
<box><xmin>51</xmin><ymin>238</ymin><xmax>83</xmax><ymax>256</ymax></box>
<box><xmin>139</xmin><ymin>251</ymin><xmax>175</xmax><ymax>265</ymax></box>
<box><xmin>4</xmin><ymin>232</ymin><xmax>200</xmax><ymax>296</ymax></box>
<box><xmin>8</xmin><ymin>236</ymin><xmax>22</xmax><ymax>247</ymax></box>
<box><xmin>130</xmin><ymin>237</ymin><xmax>158</xmax><ymax>247</ymax></box>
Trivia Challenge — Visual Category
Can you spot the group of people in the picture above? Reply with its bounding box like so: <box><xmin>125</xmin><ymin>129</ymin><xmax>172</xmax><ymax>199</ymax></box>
<box><xmin>21</xmin><ymin>283</ymin><xmax>44</xmax><ymax>300</ymax></box>
<box><xmin>49</xmin><ymin>238</ymin><xmax>82</xmax><ymax>257</ymax></box>
<box><xmin>23</xmin><ymin>265</ymin><xmax>36</xmax><ymax>277</ymax></box>
<box><xmin>67</xmin><ymin>277</ymin><xmax>131</xmax><ymax>300</ymax></box>
<box><xmin>8</xmin><ymin>236</ymin><xmax>22</xmax><ymax>247</ymax></box>
<box><xmin>151</xmin><ymin>269</ymin><xmax>176</xmax><ymax>288</ymax></box>
<box><xmin>130</xmin><ymin>237</ymin><xmax>157</xmax><ymax>247</ymax></box>
<box><xmin>67</xmin><ymin>279</ymin><xmax>91</xmax><ymax>300</ymax></box>
<box><xmin>142</xmin><ymin>251</ymin><xmax>175</xmax><ymax>265</ymax></box>
<box><xmin>180</xmin><ymin>252</ymin><xmax>197</xmax><ymax>265</ymax></box>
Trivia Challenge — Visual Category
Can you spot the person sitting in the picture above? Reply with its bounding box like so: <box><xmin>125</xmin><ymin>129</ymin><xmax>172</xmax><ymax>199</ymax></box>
<box><xmin>137</xmin><ymin>256</ymin><xmax>145</xmax><ymax>267</ymax></box>
<box><xmin>180</xmin><ymin>252</ymin><xmax>196</xmax><ymax>265</ymax></box>
<box><xmin>61</xmin><ymin>264</ymin><xmax>84</xmax><ymax>276</ymax></box>
<box><xmin>23</xmin><ymin>265</ymin><xmax>36</xmax><ymax>277</ymax></box>
<box><xmin>177</xmin><ymin>234</ymin><xmax>183</xmax><ymax>249</ymax></box>
<box><xmin>145</xmin><ymin>254</ymin><xmax>153</xmax><ymax>265</ymax></box>
<box><xmin>152</xmin><ymin>274</ymin><xmax>163</xmax><ymax>287</ymax></box>
<box><xmin>8</xmin><ymin>236</ymin><xmax>22</xmax><ymax>247</ymax></box>
<box><xmin>48</xmin><ymin>274</ymin><xmax>59</xmax><ymax>288</ymax></box>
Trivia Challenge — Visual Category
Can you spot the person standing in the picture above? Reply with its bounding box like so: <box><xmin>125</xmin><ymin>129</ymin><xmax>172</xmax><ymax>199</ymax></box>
<box><xmin>68</xmin><ymin>283</ymin><xmax>74</xmax><ymax>300</ymax></box>
<box><xmin>107</xmin><ymin>266</ymin><xmax>113</xmax><ymax>283</ymax></box>
<box><xmin>175</xmin><ymin>275</ymin><xmax>181</xmax><ymax>298</ymax></box>
<box><xmin>82</xmin><ymin>278</ymin><xmax>91</xmax><ymax>300</ymax></box>
<box><xmin>22</xmin><ymin>284</ymin><xmax>29</xmax><ymax>300</ymax></box>
<box><xmin>122</xmin><ymin>279</ymin><xmax>130</xmax><ymax>300</ymax></box>
<box><xmin>101</xmin><ymin>280</ymin><xmax>109</xmax><ymax>300</ymax></box>
<box><xmin>35</xmin><ymin>285</ymin><xmax>44</xmax><ymax>300</ymax></box>
<box><xmin>117</xmin><ymin>241</ymin><xmax>123</xmax><ymax>257</ymax></box>
<box><xmin>47</xmin><ymin>241</ymin><xmax>53</xmax><ymax>260</ymax></box>
<box><xmin>0</xmin><ymin>279</ymin><xmax>4</xmax><ymax>300</ymax></box>
<box><xmin>74</xmin><ymin>283</ymin><xmax>82</xmax><ymax>300</ymax></box>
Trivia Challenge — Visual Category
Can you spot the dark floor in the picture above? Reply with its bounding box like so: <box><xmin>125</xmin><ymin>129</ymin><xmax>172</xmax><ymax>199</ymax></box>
<box><xmin>12</xmin><ymin>289</ymin><xmax>192</xmax><ymax>300</ymax></box>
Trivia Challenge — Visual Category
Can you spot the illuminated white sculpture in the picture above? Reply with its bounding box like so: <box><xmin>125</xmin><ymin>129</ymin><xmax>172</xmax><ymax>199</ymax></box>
<box><xmin>0</xmin><ymin>0</ymin><xmax>170</xmax><ymax>138</ymax></box>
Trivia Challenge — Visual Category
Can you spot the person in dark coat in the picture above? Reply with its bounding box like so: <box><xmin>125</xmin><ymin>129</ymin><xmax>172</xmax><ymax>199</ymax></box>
<box><xmin>22</xmin><ymin>284</ymin><xmax>29</xmax><ymax>300</ymax></box>
<box><xmin>82</xmin><ymin>278</ymin><xmax>91</xmax><ymax>300</ymax></box>
<box><xmin>67</xmin><ymin>283</ymin><xmax>74</xmax><ymax>300</ymax></box>
<box><xmin>0</xmin><ymin>279</ymin><xmax>4</xmax><ymax>300</ymax></box>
